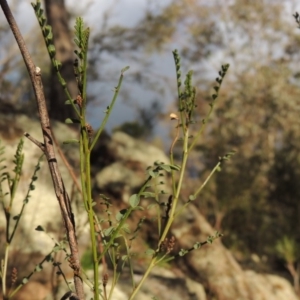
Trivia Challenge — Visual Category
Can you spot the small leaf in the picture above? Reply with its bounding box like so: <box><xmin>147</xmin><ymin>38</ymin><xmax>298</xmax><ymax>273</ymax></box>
<box><xmin>148</xmin><ymin>169</ymin><xmax>157</xmax><ymax>178</ymax></box>
<box><xmin>159</xmin><ymin>164</ymin><xmax>171</xmax><ymax>172</ymax></box>
<box><xmin>141</xmin><ymin>192</ymin><xmax>156</xmax><ymax>198</ymax></box>
<box><xmin>103</xmin><ymin>226</ymin><xmax>114</xmax><ymax>236</ymax></box>
<box><xmin>122</xmin><ymin>255</ymin><xmax>129</xmax><ymax>261</ymax></box>
<box><xmin>179</xmin><ymin>249</ymin><xmax>188</xmax><ymax>256</ymax></box>
<box><xmin>121</xmin><ymin>66</ymin><xmax>130</xmax><ymax>73</ymax></box>
<box><xmin>145</xmin><ymin>249</ymin><xmax>155</xmax><ymax>256</ymax></box>
<box><xmin>147</xmin><ymin>203</ymin><xmax>157</xmax><ymax>210</ymax></box>
<box><xmin>35</xmin><ymin>225</ymin><xmax>45</xmax><ymax>232</ymax></box>
<box><xmin>170</xmin><ymin>164</ymin><xmax>181</xmax><ymax>171</ymax></box>
<box><xmin>45</xmin><ymin>254</ymin><xmax>53</xmax><ymax>262</ymax></box>
<box><xmin>133</xmin><ymin>206</ymin><xmax>144</xmax><ymax>211</ymax></box>
<box><xmin>193</xmin><ymin>242</ymin><xmax>202</xmax><ymax>249</ymax></box>
<box><xmin>65</xmin><ymin>118</ymin><xmax>80</xmax><ymax>124</ymax></box>
<box><xmin>48</xmin><ymin>44</ymin><xmax>56</xmax><ymax>58</ymax></box>
<box><xmin>121</xmin><ymin>224</ymin><xmax>131</xmax><ymax>234</ymax></box>
<box><xmin>13</xmin><ymin>214</ymin><xmax>20</xmax><ymax>220</ymax></box>
<box><xmin>64</xmin><ymin>100</ymin><xmax>76</xmax><ymax>105</ymax></box>
<box><xmin>53</xmin><ymin>59</ymin><xmax>61</xmax><ymax>70</ymax></box>
<box><xmin>129</xmin><ymin>194</ymin><xmax>140</xmax><ymax>208</ymax></box>
<box><xmin>35</xmin><ymin>264</ymin><xmax>43</xmax><ymax>272</ymax></box>
<box><xmin>189</xmin><ymin>195</ymin><xmax>196</xmax><ymax>201</ymax></box>
<box><xmin>22</xmin><ymin>277</ymin><xmax>29</xmax><ymax>284</ymax></box>
<box><xmin>116</xmin><ymin>209</ymin><xmax>127</xmax><ymax>221</ymax></box>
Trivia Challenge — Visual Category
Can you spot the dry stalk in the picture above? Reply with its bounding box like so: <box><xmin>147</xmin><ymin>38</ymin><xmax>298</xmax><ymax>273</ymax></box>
<box><xmin>0</xmin><ymin>1</ymin><xmax>84</xmax><ymax>298</ymax></box>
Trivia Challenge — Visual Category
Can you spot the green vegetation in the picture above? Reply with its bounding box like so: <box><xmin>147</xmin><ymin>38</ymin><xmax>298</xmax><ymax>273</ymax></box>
<box><xmin>0</xmin><ymin>1</ymin><xmax>233</xmax><ymax>299</ymax></box>
<box><xmin>1</xmin><ymin>0</ymin><xmax>300</xmax><ymax>299</ymax></box>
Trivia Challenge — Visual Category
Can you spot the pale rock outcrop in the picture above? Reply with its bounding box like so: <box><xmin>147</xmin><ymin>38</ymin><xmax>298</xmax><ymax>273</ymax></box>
<box><xmin>0</xmin><ymin>113</ymin><xmax>297</xmax><ymax>300</ymax></box>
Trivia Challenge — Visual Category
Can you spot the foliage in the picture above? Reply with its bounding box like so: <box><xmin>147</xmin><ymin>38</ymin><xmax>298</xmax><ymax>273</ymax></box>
<box><xmin>3</xmin><ymin>0</ymin><xmax>300</xmax><ymax>298</ymax></box>
<box><xmin>0</xmin><ymin>139</ymin><xmax>44</xmax><ymax>299</ymax></box>
<box><xmin>0</xmin><ymin>0</ymin><xmax>233</xmax><ymax>299</ymax></box>
<box><xmin>96</xmin><ymin>0</ymin><xmax>300</xmax><ymax>274</ymax></box>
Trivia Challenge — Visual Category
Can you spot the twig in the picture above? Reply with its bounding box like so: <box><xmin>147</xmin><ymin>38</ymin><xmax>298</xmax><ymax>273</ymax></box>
<box><xmin>0</xmin><ymin>1</ymin><xmax>84</xmax><ymax>299</ymax></box>
<box><xmin>24</xmin><ymin>132</ymin><xmax>45</xmax><ymax>152</ymax></box>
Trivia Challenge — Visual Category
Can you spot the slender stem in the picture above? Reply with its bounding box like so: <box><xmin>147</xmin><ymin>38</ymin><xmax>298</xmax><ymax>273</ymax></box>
<box><xmin>158</xmin><ymin>128</ymin><xmax>189</xmax><ymax>247</ymax></box>
<box><xmin>128</xmin><ymin>256</ymin><xmax>157</xmax><ymax>300</ymax></box>
<box><xmin>79</xmin><ymin>109</ymin><xmax>99</xmax><ymax>298</ymax></box>
<box><xmin>90</xmin><ymin>69</ymin><xmax>127</xmax><ymax>152</ymax></box>
<box><xmin>169</xmin><ymin>120</ymin><xmax>180</xmax><ymax>197</ymax></box>
<box><xmin>193</xmin><ymin>161</ymin><xmax>221</xmax><ymax>198</ymax></box>
<box><xmin>1</xmin><ymin>244</ymin><xmax>9</xmax><ymax>297</ymax></box>
<box><xmin>0</xmin><ymin>1</ymin><xmax>84</xmax><ymax>298</ymax></box>
<box><xmin>188</xmin><ymin>103</ymin><xmax>214</xmax><ymax>152</ymax></box>
<box><xmin>175</xmin><ymin>160</ymin><xmax>222</xmax><ymax>218</ymax></box>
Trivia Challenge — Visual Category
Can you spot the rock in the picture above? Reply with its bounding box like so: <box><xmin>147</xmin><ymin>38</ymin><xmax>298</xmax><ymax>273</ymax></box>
<box><xmin>108</xmin><ymin>131</ymin><xmax>169</xmax><ymax>165</ymax></box>
<box><xmin>173</xmin><ymin>204</ymin><xmax>298</xmax><ymax>300</ymax></box>
<box><xmin>0</xmin><ymin>114</ymin><xmax>298</xmax><ymax>300</ymax></box>
<box><xmin>0</xmin><ymin>113</ymin><xmax>83</xmax><ymax>254</ymax></box>
<box><xmin>94</xmin><ymin>131</ymin><xmax>170</xmax><ymax>201</ymax></box>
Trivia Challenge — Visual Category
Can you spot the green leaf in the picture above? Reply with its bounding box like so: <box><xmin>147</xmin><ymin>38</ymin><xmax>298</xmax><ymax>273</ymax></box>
<box><xmin>170</xmin><ymin>164</ymin><xmax>181</xmax><ymax>171</ymax></box>
<box><xmin>64</xmin><ymin>100</ymin><xmax>76</xmax><ymax>105</ymax></box>
<box><xmin>179</xmin><ymin>249</ymin><xmax>188</xmax><ymax>256</ymax></box>
<box><xmin>103</xmin><ymin>226</ymin><xmax>114</xmax><ymax>236</ymax></box>
<box><xmin>148</xmin><ymin>169</ymin><xmax>157</xmax><ymax>178</ymax></box>
<box><xmin>64</xmin><ymin>118</ymin><xmax>80</xmax><ymax>124</ymax></box>
<box><xmin>193</xmin><ymin>242</ymin><xmax>202</xmax><ymax>249</ymax></box>
<box><xmin>129</xmin><ymin>194</ymin><xmax>140</xmax><ymax>208</ymax></box>
<box><xmin>141</xmin><ymin>192</ymin><xmax>156</xmax><ymax>198</ymax></box>
<box><xmin>35</xmin><ymin>264</ymin><xmax>43</xmax><ymax>272</ymax></box>
<box><xmin>47</xmin><ymin>44</ymin><xmax>56</xmax><ymax>58</ymax></box>
<box><xmin>121</xmin><ymin>224</ymin><xmax>131</xmax><ymax>234</ymax></box>
<box><xmin>159</xmin><ymin>164</ymin><xmax>171</xmax><ymax>172</ymax></box>
<box><xmin>133</xmin><ymin>206</ymin><xmax>144</xmax><ymax>211</ymax></box>
<box><xmin>53</xmin><ymin>59</ymin><xmax>61</xmax><ymax>70</ymax></box>
<box><xmin>116</xmin><ymin>209</ymin><xmax>127</xmax><ymax>221</ymax></box>
<box><xmin>147</xmin><ymin>203</ymin><xmax>157</xmax><ymax>210</ymax></box>
<box><xmin>145</xmin><ymin>249</ymin><xmax>155</xmax><ymax>256</ymax></box>
<box><xmin>189</xmin><ymin>195</ymin><xmax>196</xmax><ymax>201</ymax></box>
<box><xmin>121</xmin><ymin>66</ymin><xmax>130</xmax><ymax>73</ymax></box>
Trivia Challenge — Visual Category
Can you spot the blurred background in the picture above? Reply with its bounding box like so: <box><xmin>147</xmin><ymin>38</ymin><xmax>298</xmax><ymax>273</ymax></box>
<box><xmin>2</xmin><ymin>0</ymin><xmax>300</xmax><ymax>297</ymax></box>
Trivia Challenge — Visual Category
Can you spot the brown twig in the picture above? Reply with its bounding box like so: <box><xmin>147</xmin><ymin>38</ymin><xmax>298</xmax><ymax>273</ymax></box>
<box><xmin>52</xmin><ymin>132</ymin><xmax>82</xmax><ymax>195</ymax></box>
<box><xmin>0</xmin><ymin>1</ymin><xmax>84</xmax><ymax>299</ymax></box>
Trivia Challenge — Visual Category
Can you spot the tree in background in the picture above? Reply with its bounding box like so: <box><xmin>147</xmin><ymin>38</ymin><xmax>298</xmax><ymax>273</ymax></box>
<box><xmin>44</xmin><ymin>0</ymin><xmax>77</xmax><ymax>121</ymax></box>
<box><xmin>89</xmin><ymin>0</ymin><xmax>300</xmax><ymax>275</ymax></box>
<box><xmin>1</xmin><ymin>0</ymin><xmax>300</xmax><ymax>280</ymax></box>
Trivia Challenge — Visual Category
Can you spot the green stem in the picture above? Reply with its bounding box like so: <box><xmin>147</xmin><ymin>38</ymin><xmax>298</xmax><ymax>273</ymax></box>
<box><xmin>174</xmin><ymin>160</ymin><xmax>222</xmax><ymax>218</ymax></box>
<box><xmin>90</xmin><ymin>68</ymin><xmax>128</xmax><ymax>152</ymax></box>
<box><xmin>1</xmin><ymin>243</ymin><xmax>9</xmax><ymax>297</ymax></box>
<box><xmin>98</xmin><ymin>207</ymin><xmax>134</xmax><ymax>264</ymax></box>
<box><xmin>80</xmin><ymin>35</ymin><xmax>89</xmax><ymax>117</ymax></box>
<box><xmin>193</xmin><ymin>161</ymin><xmax>221</xmax><ymax>198</ymax></box>
<box><xmin>128</xmin><ymin>256</ymin><xmax>158</xmax><ymax>300</ymax></box>
<box><xmin>84</xmin><ymin>148</ymin><xmax>99</xmax><ymax>299</ymax></box>
<box><xmin>188</xmin><ymin>103</ymin><xmax>214</xmax><ymax>152</ymax></box>
<box><xmin>158</xmin><ymin>128</ymin><xmax>189</xmax><ymax>247</ymax></box>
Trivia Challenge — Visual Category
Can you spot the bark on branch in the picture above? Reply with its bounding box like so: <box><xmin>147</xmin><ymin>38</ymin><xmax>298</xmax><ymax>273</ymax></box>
<box><xmin>0</xmin><ymin>1</ymin><xmax>84</xmax><ymax>299</ymax></box>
